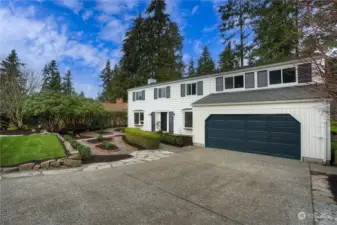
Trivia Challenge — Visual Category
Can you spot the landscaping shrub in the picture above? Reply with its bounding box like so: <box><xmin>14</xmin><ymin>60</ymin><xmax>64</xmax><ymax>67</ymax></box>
<box><xmin>64</xmin><ymin>135</ymin><xmax>92</xmax><ymax>160</ymax></box>
<box><xmin>97</xmin><ymin>134</ymin><xmax>104</xmax><ymax>141</ymax></box>
<box><xmin>159</xmin><ymin>133</ymin><xmax>193</xmax><ymax>147</ymax></box>
<box><xmin>124</xmin><ymin>128</ymin><xmax>160</xmax><ymax>149</ymax></box>
<box><xmin>103</xmin><ymin>141</ymin><xmax>113</xmax><ymax>148</ymax></box>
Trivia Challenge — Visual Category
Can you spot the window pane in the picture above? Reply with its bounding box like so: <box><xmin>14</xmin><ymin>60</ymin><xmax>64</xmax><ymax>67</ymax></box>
<box><xmin>225</xmin><ymin>77</ymin><xmax>233</xmax><ymax>89</ymax></box>
<box><xmin>234</xmin><ymin>75</ymin><xmax>244</xmax><ymax>88</ymax></box>
<box><xmin>134</xmin><ymin>113</ymin><xmax>139</xmax><ymax>124</ymax></box>
<box><xmin>257</xmin><ymin>70</ymin><xmax>267</xmax><ymax>87</ymax></box>
<box><xmin>216</xmin><ymin>77</ymin><xmax>223</xmax><ymax>91</ymax></box>
<box><xmin>185</xmin><ymin>112</ymin><xmax>192</xmax><ymax>128</ymax></box>
<box><xmin>283</xmin><ymin>67</ymin><xmax>296</xmax><ymax>83</ymax></box>
<box><xmin>245</xmin><ymin>72</ymin><xmax>254</xmax><ymax>89</ymax></box>
<box><xmin>140</xmin><ymin>113</ymin><xmax>144</xmax><ymax>124</ymax></box>
<box><xmin>269</xmin><ymin>70</ymin><xmax>281</xmax><ymax>85</ymax></box>
<box><xmin>187</xmin><ymin>84</ymin><xmax>191</xmax><ymax>95</ymax></box>
<box><xmin>191</xmin><ymin>83</ymin><xmax>196</xmax><ymax>95</ymax></box>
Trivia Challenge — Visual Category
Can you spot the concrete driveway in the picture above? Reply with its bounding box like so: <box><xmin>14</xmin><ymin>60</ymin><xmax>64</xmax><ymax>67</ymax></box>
<box><xmin>0</xmin><ymin>147</ymin><xmax>313</xmax><ymax>225</ymax></box>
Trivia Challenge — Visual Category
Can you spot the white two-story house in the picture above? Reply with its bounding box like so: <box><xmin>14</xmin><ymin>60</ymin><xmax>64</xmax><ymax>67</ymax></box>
<box><xmin>128</xmin><ymin>57</ymin><xmax>332</xmax><ymax>163</ymax></box>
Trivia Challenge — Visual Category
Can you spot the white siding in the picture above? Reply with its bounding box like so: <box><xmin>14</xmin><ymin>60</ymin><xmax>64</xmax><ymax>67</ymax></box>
<box><xmin>193</xmin><ymin>101</ymin><xmax>331</xmax><ymax>162</ymax></box>
<box><xmin>128</xmin><ymin>77</ymin><xmax>212</xmax><ymax>136</ymax></box>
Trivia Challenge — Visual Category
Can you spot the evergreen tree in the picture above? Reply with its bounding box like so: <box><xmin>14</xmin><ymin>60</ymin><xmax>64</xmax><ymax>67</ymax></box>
<box><xmin>109</xmin><ymin>65</ymin><xmax>126</xmax><ymax>102</ymax></box>
<box><xmin>78</xmin><ymin>91</ymin><xmax>85</xmax><ymax>98</ymax></box>
<box><xmin>187</xmin><ymin>59</ymin><xmax>195</xmax><ymax>77</ymax></box>
<box><xmin>251</xmin><ymin>0</ymin><xmax>299</xmax><ymax>63</ymax></box>
<box><xmin>219</xmin><ymin>42</ymin><xmax>237</xmax><ymax>72</ymax></box>
<box><xmin>41</xmin><ymin>60</ymin><xmax>62</xmax><ymax>92</ymax></box>
<box><xmin>99</xmin><ymin>60</ymin><xmax>112</xmax><ymax>101</ymax></box>
<box><xmin>62</xmin><ymin>70</ymin><xmax>74</xmax><ymax>95</ymax></box>
<box><xmin>0</xmin><ymin>49</ymin><xmax>25</xmax><ymax>88</ymax></box>
<box><xmin>218</xmin><ymin>0</ymin><xmax>252</xmax><ymax>67</ymax></box>
<box><xmin>197</xmin><ymin>46</ymin><xmax>215</xmax><ymax>75</ymax></box>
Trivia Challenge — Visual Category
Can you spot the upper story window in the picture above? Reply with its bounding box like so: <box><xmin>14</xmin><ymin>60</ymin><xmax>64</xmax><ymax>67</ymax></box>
<box><xmin>187</xmin><ymin>83</ymin><xmax>197</xmax><ymax>95</ymax></box>
<box><xmin>154</xmin><ymin>86</ymin><xmax>170</xmax><ymax>99</ymax></box>
<box><xmin>158</xmin><ymin>87</ymin><xmax>166</xmax><ymax>98</ymax></box>
<box><xmin>269</xmin><ymin>67</ymin><xmax>296</xmax><ymax>85</ymax></box>
<box><xmin>216</xmin><ymin>77</ymin><xmax>224</xmax><ymax>92</ymax></box>
<box><xmin>225</xmin><ymin>75</ymin><xmax>244</xmax><ymax>89</ymax></box>
<box><xmin>245</xmin><ymin>72</ymin><xmax>255</xmax><ymax>89</ymax></box>
<box><xmin>181</xmin><ymin>81</ymin><xmax>203</xmax><ymax>97</ymax></box>
<box><xmin>133</xmin><ymin>90</ymin><xmax>145</xmax><ymax>101</ymax></box>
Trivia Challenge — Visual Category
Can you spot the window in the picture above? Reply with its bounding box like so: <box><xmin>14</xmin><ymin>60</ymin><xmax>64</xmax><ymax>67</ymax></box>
<box><xmin>216</xmin><ymin>77</ymin><xmax>223</xmax><ymax>91</ymax></box>
<box><xmin>234</xmin><ymin>75</ymin><xmax>244</xmax><ymax>88</ymax></box>
<box><xmin>269</xmin><ymin>70</ymin><xmax>282</xmax><ymax>85</ymax></box>
<box><xmin>134</xmin><ymin>112</ymin><xmax>144</xmax><ymax>126</ymax></box>
<box><xmin>187</xmin><ymin>83</ymin><xmax>197</xmax><ymax>95</ymax></box>
<box><xmin>225</xmin><ymin>77</ymin><xmax>234</xmax><ymax>89</ymax></box>
<box><xmin>283</xmin><ymin>67</ymin><xmax>296</xmax><ymax>83</ymax></box>
<box><xmin>184</xmin><ymin>111</ymin><xmax>193</xmax><ymax>128</ymax></box>
<box><xmin>257</xmin><ymin>70</ymin><xmax>268</xmax><ymax>87</ymax></box>
<box><xmin>245</xmin><ymin>72</ymin><xmax>254</xmax><ymax>89</ymax></box>
<box><xmin>135</xmin><ymin>91</ymin><xmax>143</xmax><ymax>100</ymax></box>
<box><xmin>158</xmin><ymin>87</ymin><xmax>166</xmax><ymax>98</ymax></box>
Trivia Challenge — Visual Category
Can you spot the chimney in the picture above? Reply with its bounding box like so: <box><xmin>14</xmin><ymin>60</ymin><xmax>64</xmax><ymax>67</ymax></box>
<box><xmin>148</xmin><ymin>78</ymin><xmax>157</xmax><ymax>85</ymax></box>
<box><xmin>116</xmin><ymin>98</ymin><xmax>124</xmax><ymax>104</ymax></box>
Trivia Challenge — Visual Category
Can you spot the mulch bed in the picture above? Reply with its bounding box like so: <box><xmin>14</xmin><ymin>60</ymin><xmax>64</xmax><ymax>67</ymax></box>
<box><xmin>0</xmin><ymin>129</ymin><xmax>41</xmax><ymax>136</ymax></box>
<box><xmin>95</xmin><ymin>143</ymin><xmax>119</xmax><ymax>151</ymax></box>
<box><xmin>83</xmin><ymin>154</ymin><xmax>132</xmax><ymax>164</ymax></box>
<box><xmin>86</xmin><ymin>137</ymin><xmax>113</xmax><ymax>144</ymax></box>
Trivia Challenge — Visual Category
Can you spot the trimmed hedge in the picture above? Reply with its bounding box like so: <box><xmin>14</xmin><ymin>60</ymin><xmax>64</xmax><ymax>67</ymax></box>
<box><xmin>159</xmin><ymin>133</ymin><xmax>193</xmax><ymax>147</ymax></box>
<box><xmin>64</xmin><ymin>135</ymin><xmax>92</xmax><ymax>160</ymax></box>
<box><xmin>124</xmin><ymin>128</ymin><xmax>160</xmax><ymax>149</ymax></box>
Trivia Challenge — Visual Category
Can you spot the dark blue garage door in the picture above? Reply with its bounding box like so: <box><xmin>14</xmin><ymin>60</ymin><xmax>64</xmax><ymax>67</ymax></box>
<box><xmin>205</xmin><ymin>114</ymin><xmax>301</xmax><ymax>159</ymax></box>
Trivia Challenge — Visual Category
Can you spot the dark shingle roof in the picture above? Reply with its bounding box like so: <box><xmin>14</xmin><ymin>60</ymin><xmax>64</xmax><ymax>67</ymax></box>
<box><xmin>193</xmin><ymin>85</ymin><xmax>330</xmax><ymax>106</ymax></box>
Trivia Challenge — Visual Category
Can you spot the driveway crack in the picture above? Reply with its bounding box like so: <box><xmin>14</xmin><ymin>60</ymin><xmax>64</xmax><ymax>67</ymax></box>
<box><xmin>125</xmin><ymin>173</ymin><xmax>245</xmax><ymax>225</ymax></box>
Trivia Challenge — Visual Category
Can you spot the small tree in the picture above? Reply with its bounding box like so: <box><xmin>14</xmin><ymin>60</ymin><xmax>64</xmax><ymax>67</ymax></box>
<box><xmin>187</xmin><ymin>59</ymin><xmax>195</xmax><ymax>77</ymax></box>
<box><xmin>62</xmin><ymin>70</ymin><xmax>74</xmax><ymax>95</ymax></box>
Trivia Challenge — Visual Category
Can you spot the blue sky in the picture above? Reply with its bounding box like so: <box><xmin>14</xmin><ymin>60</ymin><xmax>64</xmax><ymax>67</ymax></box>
<box><xmin>0</xmin><ymin>0</ymin><xmax>228</xmax><ymax>98</ymax></box>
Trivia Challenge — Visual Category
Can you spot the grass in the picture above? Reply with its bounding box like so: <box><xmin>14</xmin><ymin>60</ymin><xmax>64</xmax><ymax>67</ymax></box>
<box><xmin>0</xmin><ymin>134</ymin><xmax>65</xmax><ymax>166</ymax></box>
<box><xmin>332</xmin><ymin>120</ymin><xmax>337</xmax><ymax>133</ymax></box>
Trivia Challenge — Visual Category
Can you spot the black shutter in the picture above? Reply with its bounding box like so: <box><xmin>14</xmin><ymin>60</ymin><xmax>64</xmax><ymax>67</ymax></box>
<box><xmin>197</xmin><ymin>81</ymin><xmax>203</xmax><ymax>95</ymax></box>
<box><xmin>134</xmin><ymin>113</ymin><xmax>137</xmax><ymax>125</ymax></box>
<box><xmin>216</xmin><ymin>77</ymin><xmax>223</xmax><ymax>91</ymax></box>
<box><xmin>298</xmin><ymin>63</ymin><xmax>312</xmax><ymax>83</ymax></box>
<box><xmin>154</xmin><ymin>88</ymin><xmax>157</xmax><ymax>99</ymax></box>
<box><xmin>166</xmin><ymin>86</ymin><xmax>170</xmax><ymax>98</ymax></box>
<box><xmin>132</xmin><ymin>92</ymin><xmax>135</xmax><ymax>101</ymax></box>
<box><xmin>169</xmin><ymin>112</ymin><xmax>174</xmax><ymax>134</ymax></box>
<box><xmin>151</xmin><ymin>112</ymin><xmax>156</xmax><ymax>132</ymax></box>
<box><xmin>142</xmin><ymin>90</ymin><xmax>145</xmax><ymax>100</ymax></box>
<box><xmin>181</xmin><ymin>84</ymin><xmax>185</xmax><ymax>97</ymax></box>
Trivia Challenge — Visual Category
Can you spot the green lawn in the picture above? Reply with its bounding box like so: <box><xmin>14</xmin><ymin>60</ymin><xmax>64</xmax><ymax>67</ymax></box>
<box><xmin>0</xmin><ymin>134</ymin><xmax>65</xmax><ymax>166</ymax></box>
<box><xmin>332</xmin><ymin>120</ymin><xmax>337</xmax><ymax>133</ymax></box>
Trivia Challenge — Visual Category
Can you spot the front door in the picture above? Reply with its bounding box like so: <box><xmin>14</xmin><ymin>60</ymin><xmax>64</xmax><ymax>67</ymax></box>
<box><xmin>161</xmin><ymin>112</ymin><xmax>167</xmax><ymax>132</ymax></box>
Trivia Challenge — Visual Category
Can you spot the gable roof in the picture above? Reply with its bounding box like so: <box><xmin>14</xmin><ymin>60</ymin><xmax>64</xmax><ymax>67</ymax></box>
<box><xmin>192</xmin><ymin>85</ymin><xmax>330</xmax><ymax>106</ymax></box>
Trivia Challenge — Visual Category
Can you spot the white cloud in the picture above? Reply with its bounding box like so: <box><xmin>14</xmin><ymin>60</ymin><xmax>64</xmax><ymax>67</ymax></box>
<box><xmin>191</xmin><ymin>5</ymin><xmax>198</xmax><ymax>15</ymax></box>
<box><xmin>193</xmin><ymin>40</ymin><xmax>203</xmax><ymax>55</ymax></box>
<box><xmin>82</xmin><ymin>10</ymin><xmax>93</xmax><ymax>21</ymax></box>
<box><xmin>96</xmin><ymin>14</ymin><xmax>113</xmax><ymax>23</ymax></box>
<box><xmin>0</xmin><ymin>7</ymin><xmax>117</xmax><ymax>75</ymax></box>
<box><xmin>96</xmin><ymin>0</ymin><xmax>139</xmax><ymax>14</ymax></box>
<box><xmin>183</xmin><ymin>53</ymin><xmax>191</xmax><ymax>65</ymax></box>
<box><xmin>99</xmin><ymin>19</ymin><xmax>128</xmax><ymax>44</ymax></box>
<box><xmin>53</xmin><ymin>0</ymin><xmax>83</xmax><ymax>14</ymax></box>
<box><xmin>203</xmin><ymin>24</ymin><xmax>218</xmax><ymax>33</ymax></box>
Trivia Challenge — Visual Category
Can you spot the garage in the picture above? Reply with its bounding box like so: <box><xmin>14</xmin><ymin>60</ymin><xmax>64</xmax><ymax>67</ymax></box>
<box><xmin>205</xmin><ymin>114</ymin><xmax>301</xmax><ymax>159</ymax></box>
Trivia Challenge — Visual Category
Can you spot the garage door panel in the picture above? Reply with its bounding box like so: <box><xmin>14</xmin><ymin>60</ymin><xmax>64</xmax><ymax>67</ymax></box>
<box><xmin>205</xmin><ymin>114</ymin><xmax>301</xmax><ymax>159</ymax></box>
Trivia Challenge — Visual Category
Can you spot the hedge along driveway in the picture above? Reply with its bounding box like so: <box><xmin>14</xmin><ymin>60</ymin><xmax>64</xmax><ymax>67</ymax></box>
<box><xmin>0</xmin><ymin>134</ymin><xmax>65</xmax><ymax>166</ymax></box>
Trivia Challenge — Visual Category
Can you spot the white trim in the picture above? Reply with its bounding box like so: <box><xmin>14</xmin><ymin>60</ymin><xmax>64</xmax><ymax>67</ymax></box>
<box><xmin>128</xmin><ymin>57</ymin><xmax>319</xmax><ymax>91</ymax></box>
<box><xmin>193</xmin><ymin>99</ymin><xmax>331</xmax><ymax>107</ymax></box>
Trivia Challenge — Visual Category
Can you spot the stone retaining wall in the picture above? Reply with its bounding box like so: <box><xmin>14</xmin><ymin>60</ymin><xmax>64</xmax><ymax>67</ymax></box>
<box><xmin>1</xmin><ymin>133</ymin><xmax>82</xmax><ymax>174</ymax></box>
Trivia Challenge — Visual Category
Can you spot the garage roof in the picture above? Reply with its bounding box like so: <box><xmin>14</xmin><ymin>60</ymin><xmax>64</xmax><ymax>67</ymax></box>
<box><xmin>193</xmin><ymin>85</ymin><xmax>330</xmax><ymax>106</ymax></box>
